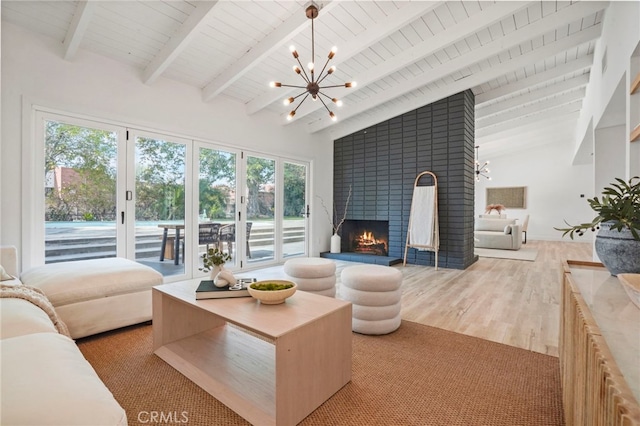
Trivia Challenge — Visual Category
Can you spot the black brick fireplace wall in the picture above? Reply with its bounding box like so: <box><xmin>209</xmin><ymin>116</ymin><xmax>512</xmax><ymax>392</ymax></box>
<box><xmin>333</xmin><ymin>90</ymin><xmax>476</xmax><ymax>269</ymax></box>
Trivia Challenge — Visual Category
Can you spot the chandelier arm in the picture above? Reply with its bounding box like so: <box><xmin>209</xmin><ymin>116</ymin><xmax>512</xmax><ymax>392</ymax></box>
<box><xmin>293</xmin><ymin>93</ymin><xmax>310</xmax><ymax>113</ymax></box>
<box><xmin>278</xmin><ymin>84</ymin><xmax>308</xmax><ymax>89</ymax></box>
<box><xmin>320</xmin><ymin>84</ymin><xmax>351</xmax><ymax>89</ymax></box>
<box><xmin>294</xmin><ymin>56</ymin><xmax>311</xmax><ymax>83</ymax></box>
<box><xmin>316</xmin><ymin>57</ymin><xmax>332</xmax><ymax>83</ymax></box>
<box><xmin>317</xmin><ymin>94</ymin><xmax>332</xmax><ymax>114</ymax></box>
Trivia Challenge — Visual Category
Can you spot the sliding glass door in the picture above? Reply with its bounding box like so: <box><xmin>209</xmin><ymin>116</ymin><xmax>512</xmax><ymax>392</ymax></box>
<box><xmin>40</xmin><ymin>116</ymin><xmax>123</xmax><ymax>264</ymax></box>
<box><xmin>35</xmin><ymin>110</ymin><xmax>310</xmax><ymax>276</ymax></box>
<box><xmin>131</xmin><ymin>131</ymin><xmax>189</xmax><ymax>277</ymax></box>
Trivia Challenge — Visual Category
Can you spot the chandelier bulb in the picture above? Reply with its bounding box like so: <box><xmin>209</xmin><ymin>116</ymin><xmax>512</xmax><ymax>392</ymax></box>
<box><xmin>328</xmin><ymin>46</ymin><xmax>337</xmax><ymax>59</ymax></box>
<box><xmin>307</xmin><ymin>62</ymin><xmax>314</xmax><ymax>70</ymax></box>
<box><xmin>293</xmin><ymin>66</ymin><xmax>301</xmax><ymax>74</ymax></box>
<box><xmin>328</xmin><ymin>66</ymin><xmax>336</xmax><ymax>74</ymax></box>
<box><xmin>287</xmin><ymin>111</ymin><xmax>296</xmax><ymax>121</ymax></box>
<box><xmin>269</xmin><ymin>81</ymin><xmax>281</xmax><ymax>88</ymax></box>
<box><xmin>329</xmin><ymin>111</ymin><xmax>337</xmax><ymax>121</ymax></box>
<box><xmin>289</xmin><ymin>46</ymin><xmax>298</xmax><ymax>59</ymax></box>
<box><xmin>332</xmin><ymin>98</ymin><xmax>343</xmax><ymax>107</ymax></box>
<box><xmin>283</xmin><ymin>97</ymin><xmax>294</xmax><ymax>105</ymax></box>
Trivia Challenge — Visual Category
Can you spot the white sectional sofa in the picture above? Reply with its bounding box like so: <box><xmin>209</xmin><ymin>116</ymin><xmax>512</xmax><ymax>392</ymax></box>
<box><xmin>0</xmin><ymin>246</ymin><xmax>128</xmax><ymax>425</ymax></box>
<box><xmin>474</xmin><ymin>218</ymin><xmax>522</xmax><ymax>250</ymax></box>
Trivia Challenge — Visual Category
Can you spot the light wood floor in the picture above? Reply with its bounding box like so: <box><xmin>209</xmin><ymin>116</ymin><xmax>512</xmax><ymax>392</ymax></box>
<box><xmin>253</xmin><ymin>240</ymin><xmax>592</xmax><ymax>357</ymax></box>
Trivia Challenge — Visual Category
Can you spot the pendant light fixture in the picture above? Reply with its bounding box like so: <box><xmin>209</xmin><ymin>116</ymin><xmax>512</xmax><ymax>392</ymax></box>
<box><xmin>475</xmin><ymin>145</ymin><xmax>491</xmax><ymax>181</ymax></box>
<box><xmin>269</xmin><ymin>3</ymin><xmax>356</xmax><ymax>122</ymax></box>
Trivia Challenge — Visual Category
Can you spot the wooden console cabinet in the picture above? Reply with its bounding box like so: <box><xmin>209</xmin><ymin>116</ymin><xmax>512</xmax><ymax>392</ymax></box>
<box><xmin>561</xmin><ymin>261</ymin><xmax>640</xmax><ymax>425</ymax></box>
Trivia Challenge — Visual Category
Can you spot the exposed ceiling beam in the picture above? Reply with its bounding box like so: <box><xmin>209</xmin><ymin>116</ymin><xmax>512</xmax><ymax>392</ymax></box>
<box><xmin>476</xmin><ymin>99</ymin><xmax>583</xmax><ymax>138</ymax></box>
<box><xmin>202</xmin><ymin>1</ymin><xmax>341</xmax><ymax>102</ymax></box>
<box><xmin>142</xmin><ymin>1</ymin><xmax>219</xmax><ymax>85</ymax></box>
<box><xmin>313</xmin><ymin>20</ymin><xmax>602</xmax><ymax>136</ymax></box>
<box><xmin>476</xmin><ymin>74</ymin><xmax>590</xmax><ymax>118</ymax></box>
<box><xmin>477</xmin><ymin>113</ymin><xmax>580</xmax><ymax>157</ymax></box>
<box><xmin>309</xmin><ymin>1</ymin><xmax>605</xmax><ymax>133</ymax></box>
<box><xmin>477</xmin><ymin>86</ymin><xmax>586</xmax><ymax>126</ymax></box>
<box><xmin>475</xmin><ymin>55</ymin><xmax>593</xmax><ymax>105</ymax></box>
<box><xmin>246</xmin><ymin>1</ymin><xmax>442</xmax><ymax>116</ymax></box>
<box><xmin>63</xmin><ymin>1</ymin><xmax>96</xmax><ymax>61</ymax></box>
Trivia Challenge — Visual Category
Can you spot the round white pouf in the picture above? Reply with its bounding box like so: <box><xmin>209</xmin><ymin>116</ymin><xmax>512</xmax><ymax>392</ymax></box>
<box><xmin>284</xmin><ymin>257</ymin><xmax>336</xmax><ymax>297</ymax></box>
<box><xmin>340</xmin><ymin>264</ymin><xmax>403</xmax><ymax>335</ymax></box>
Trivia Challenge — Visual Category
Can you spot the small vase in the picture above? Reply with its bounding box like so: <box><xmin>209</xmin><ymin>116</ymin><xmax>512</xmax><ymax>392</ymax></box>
<box><xmin>209</xmin><ymin>264</ymin><xmax>224</xmax><ymax>281</ymax></box>
<box><xmin>330</xmin><ymin>234</ymin><xmax>341</xmax><ymax>254</ymax></box>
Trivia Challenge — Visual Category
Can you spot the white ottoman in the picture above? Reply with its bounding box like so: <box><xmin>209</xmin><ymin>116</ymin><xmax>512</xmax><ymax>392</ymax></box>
<box><xmin>340</xmin><ymin>264</ymin><xmax>403</xmax><ymax>335</ymax></box>
<box><xmin>284</xmin><ymin>257</ymin><xmax>336</xmax><ymax>297</ymax></box>
<box><xmin>20</xmin><ymin>258</ymin><xmax>163</xmax><ymax>338</ymax></box>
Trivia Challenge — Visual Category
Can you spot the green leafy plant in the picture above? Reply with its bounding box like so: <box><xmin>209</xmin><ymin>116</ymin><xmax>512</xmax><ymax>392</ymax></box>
<box><xmin>555</xmin><ymin>176</ymin><xmax>640</xmax><ymax>241</ymax></box>
<box><xmin>199</xmin><ymin>247</ymin><xmax>232</xmax><ymax>272</ymax></box>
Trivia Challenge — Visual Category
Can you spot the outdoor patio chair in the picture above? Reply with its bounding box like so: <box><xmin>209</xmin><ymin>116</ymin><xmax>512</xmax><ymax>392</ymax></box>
<box><xmin>199</xmin><ymin>223</ymin><xmax>221</xmax><ymax>251</ymax></box>
<box><xmin>218</xmin><ymin>222</ymin><xmax>253</xmax><ymax>258</ymax></box>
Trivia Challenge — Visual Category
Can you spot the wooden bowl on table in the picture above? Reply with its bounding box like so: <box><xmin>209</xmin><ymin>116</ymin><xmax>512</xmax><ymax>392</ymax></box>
<box><xmin>248</xmin><ymin>280</ymin><xmax>297</xmax><ymax>305</ymax></box>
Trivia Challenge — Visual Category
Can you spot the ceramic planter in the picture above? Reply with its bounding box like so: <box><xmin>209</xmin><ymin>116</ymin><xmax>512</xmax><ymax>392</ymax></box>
<box><xmin>595</xmin><ymin>222</ymin><xmax>640</xmax><ymax>276</ymax></box>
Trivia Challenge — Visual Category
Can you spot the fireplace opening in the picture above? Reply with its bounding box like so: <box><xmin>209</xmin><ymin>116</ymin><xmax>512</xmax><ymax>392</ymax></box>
<box><xmin>342</xmin><ymin>220</ymin><xmax>389</xmax><ymax>256</ymax></box>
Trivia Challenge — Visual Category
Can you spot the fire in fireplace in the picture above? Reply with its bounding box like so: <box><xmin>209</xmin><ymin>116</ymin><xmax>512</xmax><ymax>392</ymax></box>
<box><xmin>342</xmin><ymin>220</ymin><xmax>389</xmax><ymax>256</ymax></box>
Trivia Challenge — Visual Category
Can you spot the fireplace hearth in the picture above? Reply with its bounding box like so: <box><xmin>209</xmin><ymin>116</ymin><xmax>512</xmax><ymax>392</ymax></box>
<box><xmin>342</xmin><ymin>220</ymin><xmax>389</xmax><ymax>256</ymax></box>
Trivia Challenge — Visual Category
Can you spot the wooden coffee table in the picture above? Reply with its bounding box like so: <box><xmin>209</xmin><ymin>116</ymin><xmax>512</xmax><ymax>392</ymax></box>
<box><xmin>152</xmin><ymin>279</ymin><xmax>352</xmax><ymax>426</ymax></box>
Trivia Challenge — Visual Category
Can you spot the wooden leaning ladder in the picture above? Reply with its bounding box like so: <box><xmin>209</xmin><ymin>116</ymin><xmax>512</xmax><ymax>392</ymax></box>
<box><xmin>403</xmin><ymin>171</ymin><xmax>439</xmax><ymax>270</ymax></box>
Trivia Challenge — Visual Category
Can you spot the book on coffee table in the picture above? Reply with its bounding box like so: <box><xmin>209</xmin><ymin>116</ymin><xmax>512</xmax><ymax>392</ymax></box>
<box><xmin>195</xmin><ymin>278</ymin><xmax>256</xmax><ymax>300</ymax></box>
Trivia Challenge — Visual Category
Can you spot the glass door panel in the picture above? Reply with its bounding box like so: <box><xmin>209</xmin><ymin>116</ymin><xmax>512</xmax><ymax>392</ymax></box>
<box><xmin>246</xmin><ymin>155</ymin><xmax>275</xmax><ymax>264</ymax></box>
<box><xmin>283</xmin><ymin>162</ymin><xmax>308</xmax><ymax>258</ymax></box>
<box><xmin>134</xmin><ymin>135</ymin><xmax>187</xmax><ymax>277</ymax></box>
<box><xmin>198</xmin><ymin>146</ymin><xmax>237</xmax><ymax>269</ymax></box>
<box><xmin>43</xmin><ymin>120</ymin><xmax>119</xmax><ymax>264</ymax></box>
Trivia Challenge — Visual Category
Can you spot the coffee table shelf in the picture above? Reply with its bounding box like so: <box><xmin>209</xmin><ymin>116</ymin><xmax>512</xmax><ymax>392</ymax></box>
<box><xmin>152</xmin><ymin>278</ymin><xmax>352</xmax><ymax>426</ymax></box>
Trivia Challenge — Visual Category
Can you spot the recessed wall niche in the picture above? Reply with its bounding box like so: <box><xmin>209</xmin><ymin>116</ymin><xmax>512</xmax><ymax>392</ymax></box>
<box><xmin>332</xmin><ymin>90</ymin><xmax>477</xmax><ymax>269</ymax></box>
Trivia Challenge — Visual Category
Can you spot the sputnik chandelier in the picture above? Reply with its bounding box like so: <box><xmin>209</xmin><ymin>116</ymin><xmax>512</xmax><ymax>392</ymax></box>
<box><xmin>269</xmin><ymin>3</ymin><xmax>356</xmax><ymax>122</ymax></box>
<box><xmin>475</xmin><ymin>145</ymin><xmax>491</xmax><ymax>181</ymax></box>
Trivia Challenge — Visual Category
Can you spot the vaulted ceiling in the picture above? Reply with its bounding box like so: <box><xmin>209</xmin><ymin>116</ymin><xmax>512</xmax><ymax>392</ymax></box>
<box><xmin>2</xmin><ymin>1</ymin><xmax>608</xmax><ymax>157</ymax></box>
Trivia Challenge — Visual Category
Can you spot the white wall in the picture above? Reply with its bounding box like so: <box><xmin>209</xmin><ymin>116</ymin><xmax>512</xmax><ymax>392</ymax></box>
<box><xmin>0</xmin><ymin>22</ymin><xmax>335</xmax><ymax>265</ymax></box>
<box><xmin>475</xmin><ymin>141</ymin><xmax>594</xmax><ymax>242</ymax></box>
<box><xmin>574</xmin><ymin>0</ymin><xmax>640</xmax><ymax>168</ymax></box>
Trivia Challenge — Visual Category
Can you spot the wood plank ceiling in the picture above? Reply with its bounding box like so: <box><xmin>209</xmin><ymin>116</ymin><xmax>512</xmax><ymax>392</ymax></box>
<box><xmin>1</xmin><ymin>1</ymin><xmax>607</xmax><ymax>157</ymax></box>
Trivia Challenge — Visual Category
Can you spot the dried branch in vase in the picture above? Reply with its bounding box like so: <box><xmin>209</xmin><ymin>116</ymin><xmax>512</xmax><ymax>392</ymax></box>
<box><xmin>317</xmin><ymin>185</ymin><xmax>352</xmax><ymax>235</ymax></box>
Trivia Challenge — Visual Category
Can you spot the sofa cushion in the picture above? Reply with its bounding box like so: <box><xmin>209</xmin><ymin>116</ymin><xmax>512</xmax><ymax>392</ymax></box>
<box><xmin>0</xmin><ymin>265</ymin><xmax>14</xmax><ymax>281</ymax></box>
<box><xmin>20</xmin><ymin>258</ymin><xmax>162</xmax><ymax>307</ymax></box>
<box><xmin>0</xmin><ymin>332</ymin><xmax>127</xmax><ymax>425</ymax></box>
<box><xmin>504</xmin><ymin>225</ymin><xmax>512</xmax><ymax>235</ymax></box>
<box><xmin>1</xmin><ymin>298</ymin><xmax>58</xmax><ymax>339</ymax></box>
<box><xmin>475</xmin><ymin>218</ymin><xmax>516</xmax><ymax>232</ymax></box>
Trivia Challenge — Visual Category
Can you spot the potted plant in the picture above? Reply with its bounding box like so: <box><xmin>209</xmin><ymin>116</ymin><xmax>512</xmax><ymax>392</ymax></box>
<box><xmin>555</xmin><ymin>176</ymin><xmax>640</xmax><ymax>276</ymax></box>
<box><xmin>199</xmin><ymin>247</ymin><xmax>232</xmax><ymax>279</ymax></box>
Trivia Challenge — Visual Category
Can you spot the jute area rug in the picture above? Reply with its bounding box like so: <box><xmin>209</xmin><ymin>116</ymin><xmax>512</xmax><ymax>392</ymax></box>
<box><xmin>77</xmin><ymin>321</ymin><xmax>564</xmax><ymax>426</ymax></box>
<box><xmin>475</xmin><ymin>246</ymin><xmax>539</xmax><ymax>261</ymax></box>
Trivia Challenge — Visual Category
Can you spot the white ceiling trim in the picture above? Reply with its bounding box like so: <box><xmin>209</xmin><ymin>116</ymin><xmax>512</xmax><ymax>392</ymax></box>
<box><xmin>315</xmin><ymin>23</ymin><xmax>602</xmax><ymax>137</ymax></box>
<box><xmin>477</xmin><ymin>89</ymin><xmax>585</xmax><ymax>128</ymax></box>
<box><xmin>476</xmin><ymin>99</ymin><xmax>583</xmax><ymax>138</ymax></box>
<box><xmin>63</xmin><ymin>1</ymin><xmax>96</xmax><ymax>61</ymax></box>
<box><xmin>142</xmin><ymin>1</ymin><xmax>219</xmax><ymax>85</ymax></box>
<box><xmin>310</xmin><ymin>2</ymin><xmax>605</xmax><ymax>133</ymax></box>
<box><xmin>476</xmin><ymin>74</ymin><xmax>589</xmax><ymax>119</ymax></box>
<box><xmin>246</xmin><ymin>1</ymin><xmax>442</xmax><ymax>116</ymax></box>
<box><xmin>475</xmin><ymin>55</ymin><xmax>594</xmax><ymax>105</ymax></box>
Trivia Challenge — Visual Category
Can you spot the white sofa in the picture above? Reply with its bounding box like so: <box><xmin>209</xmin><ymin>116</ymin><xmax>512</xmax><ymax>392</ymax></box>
<box><xmin>474</xmin><ymin>218</ymin><xmax>522</xmax><ymax>250</ymax></box>
<box><xmin>0</xmin><ymin>246</ymin><xmax>127</xmax><ymax>425</ymax></box>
